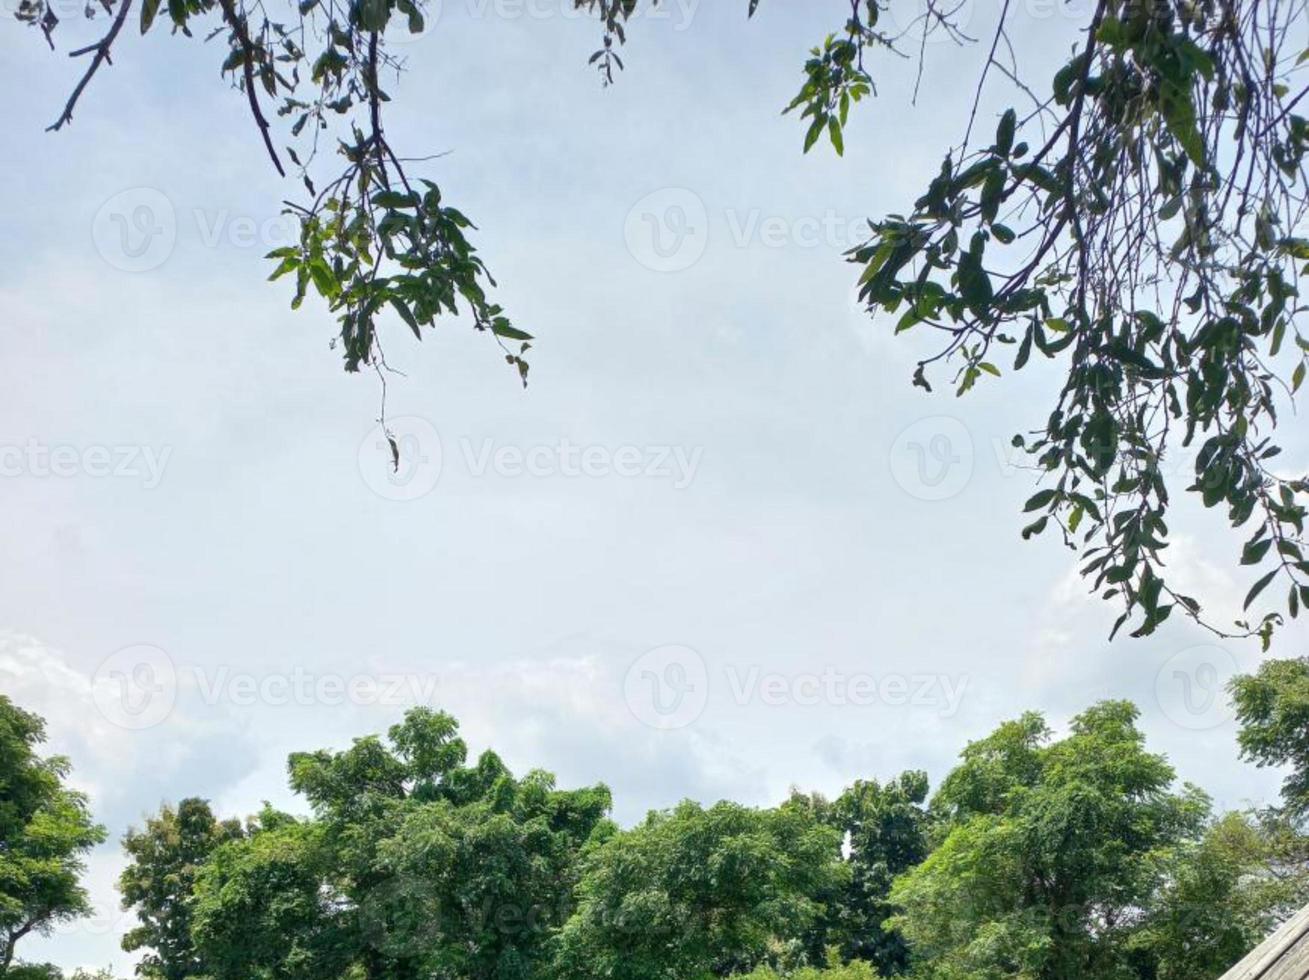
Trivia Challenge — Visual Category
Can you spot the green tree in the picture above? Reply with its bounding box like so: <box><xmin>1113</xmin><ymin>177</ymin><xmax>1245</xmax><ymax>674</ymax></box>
<box><xmin>822</xmin><ymin>773</ymin><xmax>930</xmax><ymax>975</ymax></box>
<box><xmin>190</xmin><ymin>708</ymin><xmax>611</xmax><ymax>980</ymax></box>
<box><xmin>119</xmin><ymin>798</ymin><xmax>245</xmax><ymax>980</ymax></box>
<box><xmin>888</xmin><ymin>702</ymin><xmax>1210</xmax><ymax>980</ymax></box>
<box><xmin>1232</xmin><ymin>656</ymin><xmax>1309</xmax><ymax>815</ymax></box>
<box><xmin>0</xmin><ymin>696</ymin><xmax>106</xmax><ymax>975</ymax></box>
<box><xmin>191</xmin><ymin>810</ymin><xmax>353</xmax><ymax>980</ymax></box>
<box><xmin>553</xmin><ymin>797</ymin><xmax>848</xmax><ymax>980</ymax></box>
<box><xmin>1133</xmin><ymin>809</ymin><xmax>1309</xmax><ymax>980</ymax></box>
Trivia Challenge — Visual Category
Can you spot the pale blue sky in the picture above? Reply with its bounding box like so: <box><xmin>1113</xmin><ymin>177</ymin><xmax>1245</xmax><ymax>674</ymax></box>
<box><xmin>2</xmin><ymin>0</ymin><xmax>1307</xmax><ymax>972</ymax></box>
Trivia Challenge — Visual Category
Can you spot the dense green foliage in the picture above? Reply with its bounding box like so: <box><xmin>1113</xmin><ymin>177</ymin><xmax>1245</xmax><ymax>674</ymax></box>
<box><xmin>890</xmin><ymin>703</ymin><xmax>1230</xmax><ymax>979</ymax></box>
<box><xmin>8</xmin><ymin>671</ymin><xmax>1309</xmax><ymax>979</ymax></box>
<box><xmin>824</xmin><ymin>0</ymin><xmax>1309</xmax><ymax>644</ymax></box>
<box><xmin>105</xmin><ymin>697</ymin><xmax>1309</xmax><ymax>980</ymax></box>
<box><xmin>1232</xmin><ymin>656</ymin><xmax>1309</xmax><ymax>815</ymax></box>
<box><xmin>0</xmin><ymin>697</ymin><xmax>106</xmax><ymax>974</ymax></box>
<box><xmin>118</xmin><ymin>800</ymin><xmax>244</xmax><ymax>980</ymax></box>
<box><xmin>821</xmin><ymin>774</ymin><xmax>930</xmax><ymax>974</ymax></box>
<box><xmin>554</xmin><ymin>799</ymin><xmax>846</xmax><ymax>979</ymax></box>
<box><xmin>190</xmin><ymin>708</ymin><xmax>613</xmax><ymax>980</ymax></box>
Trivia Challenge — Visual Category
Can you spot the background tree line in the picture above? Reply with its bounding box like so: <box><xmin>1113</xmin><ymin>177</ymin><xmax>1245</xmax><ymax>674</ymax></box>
<box><xmin>4</xmin><ymin>655</ymin><xmax>1309</xmax><ymax>979</ymax></box>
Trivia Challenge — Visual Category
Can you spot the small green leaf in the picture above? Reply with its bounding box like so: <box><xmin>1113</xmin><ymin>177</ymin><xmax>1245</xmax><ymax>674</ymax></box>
<box><xmin>1245</xmin><ymin>568</ymin><xmax>1279</xmax><ymax>610</ymax></box>
<box><xmin>1024</xmin><ymin>488</ymin><xmax>1058</xmax><ymax>512</ymax></box>
<box><xmin>140</xmin><ymin>0</ymin><xmax>162</xmax><ymax>32</ymax></box>
<box><xmin>828</xmin><ymin>117</ymin><xmax>844</xmax><ymax>156</ymax></box>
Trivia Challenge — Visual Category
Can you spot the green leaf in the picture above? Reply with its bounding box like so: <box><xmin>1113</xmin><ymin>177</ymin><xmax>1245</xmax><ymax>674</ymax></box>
<box><xmin>1021</xmin><ymin>515</ymin><xmax>1049</xmax><ymax>539</ymax></box>
<box><xmin>803</xmin><ymin>116</ymin><xmax>825</xmax><ymax>153</ymax></box>
<box><xmin>140</xmin><ymin>0</ymin><xmax>162</xmax><ymax>32</ymax></box>
<box><xmin>1024</xmin><ymin>488</ymin><xmax>1058</xmax><ymax>512</ymax></box>
<box><xmin>828</xmin><ymin>117</ymin><xmax>844</xmax><ymax>156</ymax></box>
<box><xmin>372</xmin><ymin>190</ymin><xmax>418</xmax><ymax>210</ymax></box>
<box><xmin>1242</xmin><ymin>537</ymin><xmax>1273</xmax><ymax>565</ymax></box>
<box><xmin>390</xmin><ymin>298</ymin><xmax>422</xmax><ymax>340</ymax></box>
<box><xmin>1245</xmin><ymin>568</ymin><xmax>1279</xmax><ymax>610</ymax></box>
<box><xmin>995</xmin><ymin>108</ymin><xmax>1016</xmax><ymax>156</ymax></box>
<box><xmin>1160</xmin><ymin>82</ymin><xmax>1207</xmax><ymax>168</ymax></box>
<box><xmin>491</xmin><ymin>321</ymin><xmax>534</xmax><ymax>342</ymax></box>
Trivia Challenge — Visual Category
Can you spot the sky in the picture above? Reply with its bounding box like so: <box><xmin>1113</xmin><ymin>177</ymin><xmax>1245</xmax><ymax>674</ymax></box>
<box><xmin>2</xmin><ymin>0</ymin><xmax>1308</xmax><ymax>972</ymax></box>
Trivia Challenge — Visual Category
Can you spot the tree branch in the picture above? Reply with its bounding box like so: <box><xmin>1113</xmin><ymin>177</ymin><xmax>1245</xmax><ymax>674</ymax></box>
<box><xmin>216</xmin><ymin>0</ymin><xmax>286</xmax><ymax>177</ymax></box>
<box><xmin>46</xmin><ymin>0</ymin><xmax>133</xmax><ymax>132</ymax></box>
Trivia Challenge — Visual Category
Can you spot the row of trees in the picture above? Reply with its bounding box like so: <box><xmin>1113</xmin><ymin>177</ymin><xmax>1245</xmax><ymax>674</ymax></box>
<box><xmin>4</xmin><ymin>656</ymin><xmax>1309</xmax><ymax>979</ymax></box>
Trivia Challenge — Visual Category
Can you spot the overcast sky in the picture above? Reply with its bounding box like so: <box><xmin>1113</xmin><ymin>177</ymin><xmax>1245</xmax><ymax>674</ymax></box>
<box><xmin>3</xmin><ymin>0</ymin><xmax>1308</xmax><ymax>973</ymax></box>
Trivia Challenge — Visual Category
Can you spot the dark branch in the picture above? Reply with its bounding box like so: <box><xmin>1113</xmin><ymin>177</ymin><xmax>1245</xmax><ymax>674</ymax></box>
<box><xmin>217</xmin><ymin>0</ymin><xmax>286</xmax><ymax>177</ymax></box>
<box><xmin>46</xmin><ymin>0</ymin><xmax>133</xmax><ymax>132</ymax></box>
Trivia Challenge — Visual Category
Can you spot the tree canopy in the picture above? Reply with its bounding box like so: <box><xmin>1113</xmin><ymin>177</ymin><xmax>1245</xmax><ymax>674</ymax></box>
<box><xmin>889</xmin><ymin>702</ymin><xmax>1215</xmax><ymax>979</ymax></box>
<box><xmin>1</xmin><ymin>688</ymin><xmax>1307</xmax><ymax>979</ymax></box>
<box><xmin>88</xmin><ymin>695</ymin><xmax>1309</xmax><ymax>980</ymax></box>
<box><xmin>118</xmin><ymin>800</ymin><xmax>245</xmax><ymax>980</ymax></box>
<box><xmin>0</xmin><ymin>696</ymin><xmax>106</xmax><ymax>974</ymax></box>
<box><xmin>554</xmin><ymin>798</ymin><xmax>847</xmax><ymax>980</ymax></box>
<box><xmin>1232</xmin><ymin>656</ymin><xmax>1309</xmax><ymax>816</ymax></box>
